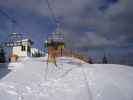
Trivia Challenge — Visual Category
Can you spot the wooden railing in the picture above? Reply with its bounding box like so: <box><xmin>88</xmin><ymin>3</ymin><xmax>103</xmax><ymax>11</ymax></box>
<box><xmin>60</xmin><ymin>49</ymin><xmax>89</xmax><ymax>63</ymax></box>
<box><xmin>47</xmin><ymin>48</ymin><xmax>89</xmax><ymax>63</ymax></box>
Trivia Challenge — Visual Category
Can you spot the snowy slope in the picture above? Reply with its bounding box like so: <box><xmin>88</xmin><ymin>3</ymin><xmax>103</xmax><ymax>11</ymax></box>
<box><xmin>0</xmin><ymin>57</ymin><xmax>133</xmax><ymax>100</ymax></box>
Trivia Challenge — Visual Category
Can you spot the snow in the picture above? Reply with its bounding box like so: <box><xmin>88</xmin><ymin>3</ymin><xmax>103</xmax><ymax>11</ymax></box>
<box><xmin>0</xmin><ymin>56</ymin><xmax>133</xmax><ymax>100</ymax></box>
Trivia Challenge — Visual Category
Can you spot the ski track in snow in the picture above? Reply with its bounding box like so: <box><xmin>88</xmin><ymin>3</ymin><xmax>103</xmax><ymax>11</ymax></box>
<box><xmin>0</xmin><ymin>57</ymin><xmax>133</xmax><ymax>100</ymax></box>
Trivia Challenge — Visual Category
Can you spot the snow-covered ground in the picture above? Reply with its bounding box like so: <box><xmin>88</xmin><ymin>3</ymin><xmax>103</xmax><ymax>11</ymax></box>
<box><xmin>0</xmin><ymin>56</ymin><xmax>133</xmax><ymax>100</ymax></box>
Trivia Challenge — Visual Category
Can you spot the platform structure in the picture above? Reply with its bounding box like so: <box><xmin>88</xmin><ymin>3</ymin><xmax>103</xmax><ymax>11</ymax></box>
<box><xmin>4</xmin><ymin>33</ymin><xmax>24</xmax><ymax>47</ymax></box>
<box><xmin>45</xmin><ymin>32</ymin><xmax>65</xmax><ymax>63</ymax></box>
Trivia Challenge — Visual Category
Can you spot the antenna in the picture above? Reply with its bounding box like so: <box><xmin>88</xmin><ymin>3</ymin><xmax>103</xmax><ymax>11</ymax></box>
<box><xmin>45</xmin><ymin>0</ymin><xmax>60</xmax><ymax>32</ymax></box>
<box><xmin>0</xmin><ymin>9</ymin><xmax>28</xmax><ymax>48</ymax></box>
<box><xmin>0</xmin><ymin>9</ymin><xmax>17</xmax><ymax>24</ymax></box>
<box><xmin>45</xmin><ymin>0</ymin><xmax>57</xmax><ymax>24</ymax></box>
<box><xmin>0</xmin><ymin>9</ymin><xmax>18</xmax><ymax>32</ymax></box>
<box><xmin>45</xmin><ymin>0</ymin><xmax>64</xmax><ymax>42</ymax></box>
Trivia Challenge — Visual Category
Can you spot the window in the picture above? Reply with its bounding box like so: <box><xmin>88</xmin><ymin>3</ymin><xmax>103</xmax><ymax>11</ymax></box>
<box><xmin>27</xmin><ymin>46</ymin><xmax>31</xmax><ymax>53</ymax></box>
<box><xmin>21</xmin><ymin>45</ymin><xmax>26</xmax><ymax>51</ymax></box>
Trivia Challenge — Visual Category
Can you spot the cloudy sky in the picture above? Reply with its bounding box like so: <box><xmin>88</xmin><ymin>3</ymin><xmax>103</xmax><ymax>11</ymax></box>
<box><xmin>0</xmin><ymin>0</ymin><xmax>133</xmax><ymax>65</ymax></box>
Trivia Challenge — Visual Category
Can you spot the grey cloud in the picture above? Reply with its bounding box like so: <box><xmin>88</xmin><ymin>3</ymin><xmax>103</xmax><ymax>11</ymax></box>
<box><xmin>0</xmin><ymin>0</ymin><xmax>132</xmax><ymax>48</ymax></box>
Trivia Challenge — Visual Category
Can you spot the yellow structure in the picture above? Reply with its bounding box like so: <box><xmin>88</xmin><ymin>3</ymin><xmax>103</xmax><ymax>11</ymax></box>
<box><xmin>45</xmin><ymin>32</ymin><xmax>65</xmax><ymax>63</ymax></box>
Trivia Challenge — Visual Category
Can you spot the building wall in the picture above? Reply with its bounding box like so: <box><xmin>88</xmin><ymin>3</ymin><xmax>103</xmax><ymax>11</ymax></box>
<box><xmin>12</xmin><ymin>39</ymin><xmax>32</xmax><ymax>57</ymax></box>
<box><xmin>12</xmin><ymin>46</ymin><xmax>28</xmax><ymax>57</ymax></box>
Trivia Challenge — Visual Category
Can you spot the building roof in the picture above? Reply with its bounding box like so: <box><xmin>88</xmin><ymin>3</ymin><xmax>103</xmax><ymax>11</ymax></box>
<box><xmin>47</xmin><ymin>32</ymin><xmax>64</xmax><ymax>43</ymax></box>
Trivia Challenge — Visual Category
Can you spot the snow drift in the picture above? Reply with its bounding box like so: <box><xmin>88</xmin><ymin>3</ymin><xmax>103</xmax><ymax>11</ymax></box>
<box><xmin>0</xmin><ymin>57</ymin><xmax>133</xmax><ymax>100</ymax></box>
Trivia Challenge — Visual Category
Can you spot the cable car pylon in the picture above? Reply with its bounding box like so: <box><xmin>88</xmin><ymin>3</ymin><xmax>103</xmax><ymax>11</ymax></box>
<box><xmin>0</xmin><ymin>9</ymin><xmax>23</xmax><ymax>47</ymax></box>
<box><xmin>44</xmin><ymin>0</ymin><xmax>65</xmax><ymax>67</ymax></box>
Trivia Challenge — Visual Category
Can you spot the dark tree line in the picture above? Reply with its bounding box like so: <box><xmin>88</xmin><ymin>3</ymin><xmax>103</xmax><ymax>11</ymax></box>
<box><xmin>0</xmin><ymin>47</ymin><xmax>5</xmax><ymax>63</ymax></box>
